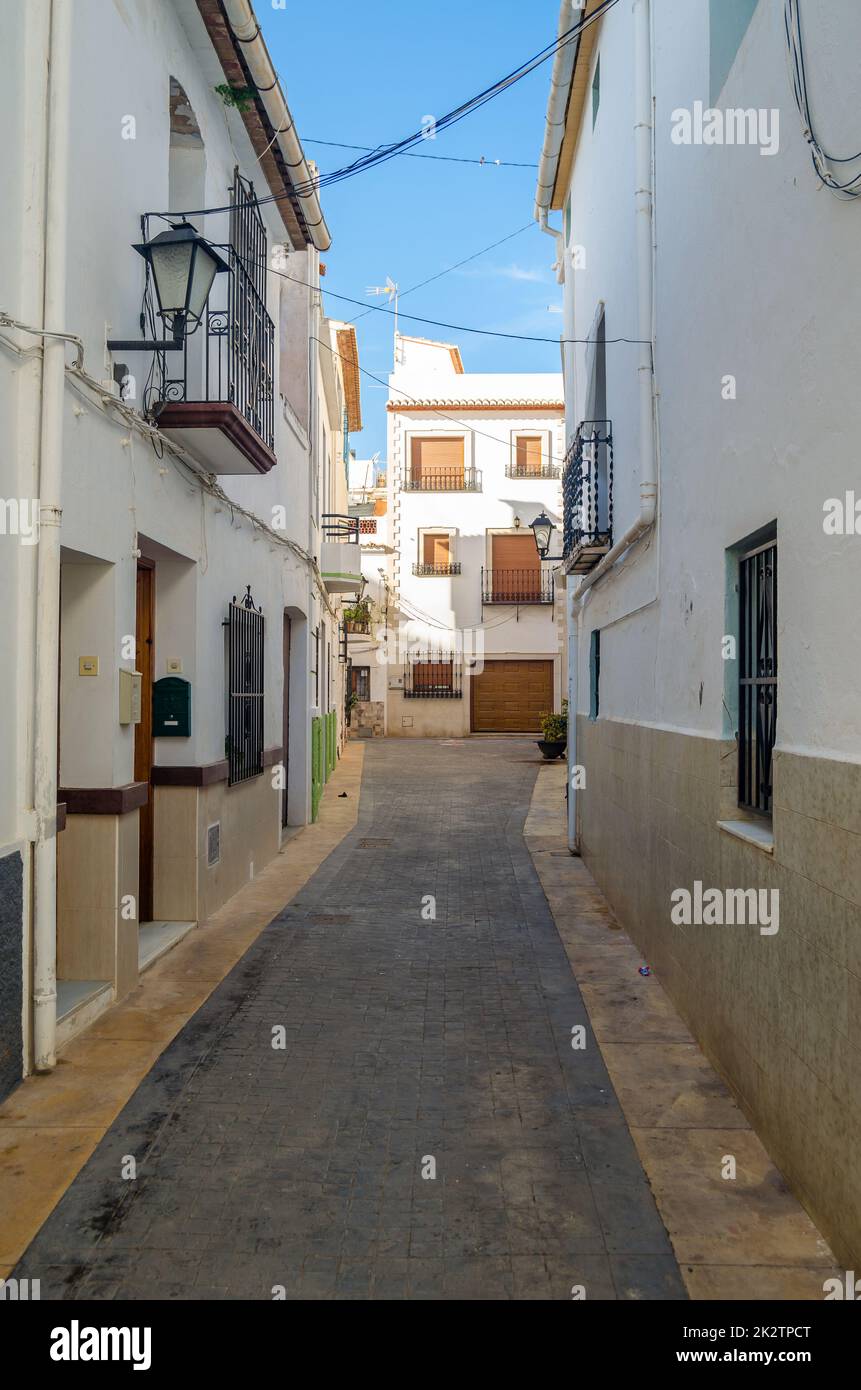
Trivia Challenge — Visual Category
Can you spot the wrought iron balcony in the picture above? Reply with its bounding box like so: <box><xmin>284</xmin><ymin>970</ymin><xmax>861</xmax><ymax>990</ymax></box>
<box><xmin>562</xmin><ymin>420</ymin><xmax>614</xmax><ymax>573</ymax></box>
<box><xmin>403</xmin><ymin>468</ymin><xmax>482</xmax><ymax>492</ymax></box>
<box><xmin>412</xmin><ymin>562</ymin><xmax>462</xmax><ymax>576</ymax></box>
<box><xmin>480</xmin><ymin>568</ymin><xmax>555</xmax><ymax>604</ymax></box>
<box><xmin>505</xmin><ymin>462</ymin><xmax>561</xmax><ymax>480</ymax></box>
<box><xmin>149</xmin><ymin>172</ymin><xmax>275</xmax><ymax>475</ymax></box>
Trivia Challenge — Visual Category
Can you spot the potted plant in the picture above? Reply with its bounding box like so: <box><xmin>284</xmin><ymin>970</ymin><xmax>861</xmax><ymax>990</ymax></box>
<box><xmin>537</xmin><ymin>700</ymin><xmax>568</xmax><ymax>760</ymax></box>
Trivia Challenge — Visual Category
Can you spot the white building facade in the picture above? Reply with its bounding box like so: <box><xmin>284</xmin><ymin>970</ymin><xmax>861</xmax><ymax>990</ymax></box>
<box><xmin>536</xmin><ymin>0</ymin><xmax>861</xmax><ymax>1268</ymax></box>
<box><xmin>386</xmin><ymin>336</ymin><xmax>565</xmax><ymax>737</ymax></box>
<box><xmin>0</xmin><ymin>0</ymin><xmax>359</xmax><ymax>1093</ymax></box>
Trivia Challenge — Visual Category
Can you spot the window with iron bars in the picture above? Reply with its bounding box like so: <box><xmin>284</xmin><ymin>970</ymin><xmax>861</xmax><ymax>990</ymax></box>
<box><xmin>225</xmin><ymin>586</ymin><xmax>264</xmax><ymax>786</ymax></box>
<box><xmin>403</xmin><ymin>649</ymin><xmax>463</xmax><ymax>699</ymax></box>
<box><xmin>737</xmin><ymin>535</ymin><xmax>777</xmax><ymax>816</ymax></box>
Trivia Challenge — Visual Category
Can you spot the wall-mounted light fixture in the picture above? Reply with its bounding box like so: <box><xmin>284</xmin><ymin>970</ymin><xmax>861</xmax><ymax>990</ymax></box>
<box><xmin>107</xmin><ymin>222</ymin><xmax>229</xmax><ymax>353</ymax></box>
<box><xmin>530</xmin><ymin>510</ymin><xmax>563</xmax><ymax>561</ymax></box>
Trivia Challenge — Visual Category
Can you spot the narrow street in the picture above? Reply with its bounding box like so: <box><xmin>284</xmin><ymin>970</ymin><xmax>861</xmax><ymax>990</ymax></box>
<box><xmin>13</xmin><ymin>741</ymin><xmax>686</xmax><ymax>1301</ymax></box>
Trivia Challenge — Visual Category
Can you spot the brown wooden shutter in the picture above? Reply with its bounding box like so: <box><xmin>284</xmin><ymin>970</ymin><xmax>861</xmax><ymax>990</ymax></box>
<box><xmin>491</xmin><ymin>533</ymin><xmax>540</xmax><ymax>599</ymax></box>
<box><xmin>515</xmin><ymin>436</ymin><xmax>542</xmax><ymax>475</ymax></box>
<box><xmin>423</xmin><ymin>533</ymin><xmax>451</xmax><ymax>566</ymax></box>
<box><xmin>411</xmin><ymin>436</ymin><xmax>464</xmax><ymax>485</ymax></box>
<box><xmin>413</xmin><ymin>660</ymin><xmax>453</xmax><ymax>693</ymax></box>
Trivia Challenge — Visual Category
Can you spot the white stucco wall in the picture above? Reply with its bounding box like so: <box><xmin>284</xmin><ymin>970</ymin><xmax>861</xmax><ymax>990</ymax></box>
<box><xmin>558</xmin><ymin>0</ymin><xmax>861</xmax><ymax>761</ymax></box>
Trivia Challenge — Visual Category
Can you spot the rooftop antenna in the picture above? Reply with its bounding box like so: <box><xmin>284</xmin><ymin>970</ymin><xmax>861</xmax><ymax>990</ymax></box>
<box><xmin>366</xmin><ymin>276</ymin><xmax>400</xmax><ymax>365</ymax></box>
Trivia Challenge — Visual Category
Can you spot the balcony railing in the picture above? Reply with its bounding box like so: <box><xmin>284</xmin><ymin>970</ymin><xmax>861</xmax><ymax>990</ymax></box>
<box><xmin>151</xmin><ymin>171</ymin><xmax>275</xmax><ymax>474</ymax></box>
<box><xmin>562</xmin><ymin>420</ymin><xmax>614</xmax><ymax>573</ymax></box>
<box><xmin>322</xmin><ymin>514</ymin><xmax>360</xmax><ymax>542</ymax></box>
<box><xmin>481</xmin><ymin>568</ymin><xmax>555</xmax><ymax>604</ymax></box>
<box><xmin>403</xmin><ymin>650</ymin><xmax>463</xmax><ymax>699</ymax></box>
<box><xmin>403</xmin><ymin>468</ymin><xmax>482</xmax><ymax>492</ymax></box>
<box><xmin>505</xmin><ymin>462</ymin><xmax>561</xmax><ymax>480</ymax></box>
<box><xmin>412</xmin><ymin>562</ymin><xmax>462</xmax><ymax>576</ymax></box>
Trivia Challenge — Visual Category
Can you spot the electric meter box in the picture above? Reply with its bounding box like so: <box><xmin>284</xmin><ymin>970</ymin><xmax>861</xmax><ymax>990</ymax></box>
<box><xmin>118</xmin><ymin>668</ymin><xmax>142</xmax><ymax>725</ymax></box>
<box><xmin>153</xmin><ymin>676</ymin><xmax>191</xmax><ymax>737</ymax></box>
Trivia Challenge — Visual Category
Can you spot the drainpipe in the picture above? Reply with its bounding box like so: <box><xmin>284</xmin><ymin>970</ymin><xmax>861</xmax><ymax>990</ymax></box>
<box><xmin>567</xmin><ymin>0</ymin><xmax>656</xmax><ymax>853</ymax></box>
<box><xmin>32</xmin><ymin>0</ymin><xmax>72</xmax><ymax>1071</ymax></box>
<box><xmin>221</xmin><ymin>0</ymin><xmax>331</xmax><ymax>252</ymax></box>
<box><xmin>538</xmin><ymin>207</ymin><xmax>564</xmax><ymax>283</ymax></box>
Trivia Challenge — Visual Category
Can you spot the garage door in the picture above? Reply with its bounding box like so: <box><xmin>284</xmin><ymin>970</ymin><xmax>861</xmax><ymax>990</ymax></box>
<box><xmin>470</xmin><ymin>660</ymin><xmax>554</xmax><ymax>733</ymax></box>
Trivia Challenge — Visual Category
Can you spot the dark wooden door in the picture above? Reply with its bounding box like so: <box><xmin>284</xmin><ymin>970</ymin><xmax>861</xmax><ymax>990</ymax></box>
<box><xmin>281</xmin><ymin>614</ymin><xmax>291</xmax><ymax>827</ymax></box>
<box><xmin>135</xmin><ymin>561</ymin><xmax>155</xmax><ymax>922</ymax></box>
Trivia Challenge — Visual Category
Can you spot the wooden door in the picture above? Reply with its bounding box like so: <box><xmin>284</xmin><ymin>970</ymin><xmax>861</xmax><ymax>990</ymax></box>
<box><xmin>135</xmin><ymin>562</ymin><xmax>155</xmax><ymax>922</ymax></box>
<box><xmin>491</xmin><ymin>533</ymin><xmax>541</xmax><ymax>600</ymax></box>
<box><xmin>281</xmin><ymin>614</ymin><xmax>291</xmax><ymax>827</ymax></box>
<box><xmin>470</xmin><ymin>659</ymin><xmax>553</xmax><ymax>732</ymax></box>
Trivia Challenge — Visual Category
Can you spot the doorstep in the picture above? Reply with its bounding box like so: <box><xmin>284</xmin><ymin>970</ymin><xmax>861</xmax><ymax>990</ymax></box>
<box><xmin>138</xmin><ymin>920</ymin><xmax>196</xmax><ymax>973</ymax></box>
<box><xmin>55</xmin><ymin>979</ymin><xmax>113</xmax><ymax>1050</ymax></box>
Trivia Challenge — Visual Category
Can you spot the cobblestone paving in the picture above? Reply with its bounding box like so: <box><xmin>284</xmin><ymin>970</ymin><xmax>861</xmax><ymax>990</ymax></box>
<box><xmin>15</xmin><ymin>739</ymin><xmax>685</xmax><ymax>1300</ymax></box>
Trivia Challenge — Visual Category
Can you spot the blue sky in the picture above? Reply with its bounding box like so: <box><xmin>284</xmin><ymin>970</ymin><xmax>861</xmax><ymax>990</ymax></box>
<box><xmin>260</xmin><ymin>0</ymin><xmax>563</xmax><ymax>459</ymax></box>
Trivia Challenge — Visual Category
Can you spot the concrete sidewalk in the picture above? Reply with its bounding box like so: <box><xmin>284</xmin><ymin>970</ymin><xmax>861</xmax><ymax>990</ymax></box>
<box><xmin>525</xmin><ymin>761</ymin><xmax>837</xmax><ymax>1299</ymax></box>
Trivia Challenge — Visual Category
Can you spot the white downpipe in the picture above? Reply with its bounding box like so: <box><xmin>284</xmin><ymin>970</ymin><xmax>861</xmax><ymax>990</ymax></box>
<box><xmin>567</xmin><ymin>0</ymin><xmax>656</xmax><ymax>853</ymax></box>
<box><xmin>32</xmin><ymin>0</ymin><xmax>72</xmax><ymax>1072</ymax></box>
<box><xmin>221</xmin><ymin>0</ymin><xmax>331</xmax><ymax>251</ymax></box>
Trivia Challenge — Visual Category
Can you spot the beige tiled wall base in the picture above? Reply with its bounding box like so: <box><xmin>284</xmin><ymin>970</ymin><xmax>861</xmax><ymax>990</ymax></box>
<box><xmin>57</xmin><ymin>810</ymin><xmax>139</xmax><ymax>1000</ymax></box>
<box><xmin>153</xmin><ymin>774</ymin><xmax>282</xmax><ymax>923</ymax></box>
<box><xmin>0</xmin><ymin>743</ymin><xmax>364</xmax><ymax>1272</ymax></box>
<box><xmin>576</xmin><ymin>717</ymin><xmax>861</xmax><ymax>1270</ymax></box>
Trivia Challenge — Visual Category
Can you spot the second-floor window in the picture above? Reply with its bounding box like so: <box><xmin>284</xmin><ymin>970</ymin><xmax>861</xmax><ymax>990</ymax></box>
<box><xmin>408</xmin><ymin>436</ymin><xmax>471</xmax><ymax>490</ymax></box>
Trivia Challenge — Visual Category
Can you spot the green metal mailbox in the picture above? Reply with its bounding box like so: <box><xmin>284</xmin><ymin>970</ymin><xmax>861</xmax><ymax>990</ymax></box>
<box><xmin>152</xmin><ymin>676</ymin><xmax>191</xmax><ymax>737</ymax></box>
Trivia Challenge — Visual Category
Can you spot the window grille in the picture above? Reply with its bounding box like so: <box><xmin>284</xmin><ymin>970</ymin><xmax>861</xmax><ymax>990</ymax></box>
<box><xmin>226</xmin><ymin>586</ymin><xmax>264</xmax><ymax>786</ymax></box>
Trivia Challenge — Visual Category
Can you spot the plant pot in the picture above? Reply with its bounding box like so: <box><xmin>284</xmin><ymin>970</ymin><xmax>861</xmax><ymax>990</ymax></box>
<box><xmin>537</xmin><ymin>739</ymin><xmax>567</xmax><ymax>760</ymax></box>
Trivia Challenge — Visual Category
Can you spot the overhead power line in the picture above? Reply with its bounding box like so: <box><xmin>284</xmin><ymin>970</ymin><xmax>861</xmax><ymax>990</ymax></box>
<box><xmin>158</xmin><ymin>0</ymin><xmax>622</xmax><ymax>219</ymax></box>
<box><xmin>784</xmin><ymin>0</ymin><xmax>861</xmax><ymax>199</ymax></box>
<box><xmin>346</xmin><ymin>222</ymin><xmax>537</xmax><ymax>325</ymax></box>
<box><xmin>224</xmin><ymin>240</ymin><xmax>648</xmax><ymax>347</ymax></box>
<box><xmin>305</xmin><ymin>137</ymin><xmax>537</xmax><ymax>169</ymax></box>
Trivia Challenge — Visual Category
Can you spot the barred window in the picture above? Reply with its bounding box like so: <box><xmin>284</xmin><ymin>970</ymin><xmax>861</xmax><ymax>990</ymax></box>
<box><xmin>738</xmin><ymin>535</ymin><xmax>777</xmax><ymax>816</ymax></box>
<box><xmin>404</xmin><ymin>649</ymin><xmax>463</xmax><ymax>699</ymax></box>
<box><xmin>226</xmin><ymin>586</ymin><xmax>264</xmax><ymax>786</ymax></box>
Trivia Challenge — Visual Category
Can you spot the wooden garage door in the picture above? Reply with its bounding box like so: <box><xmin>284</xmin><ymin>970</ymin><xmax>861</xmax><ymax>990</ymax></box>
<box><xmin>470</xmin><ymin>660</ymin><xmax>554</xmax><ymax>733</ymax></box>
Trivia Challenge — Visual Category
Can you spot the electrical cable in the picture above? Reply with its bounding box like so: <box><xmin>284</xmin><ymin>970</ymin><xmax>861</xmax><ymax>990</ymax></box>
<box><xmin>345</xmin><ymin>222</ymin><xmax>537</xmax><ymax>325</ymax></box>
<box><xmin>312</xmin><ymin>333</ymin><xmax>569</xmax><ymax>464</ymax></box>
<box><xmin>226</xmin><ymin>240</ymin><xmax>648</xmax><ymax>348</ymax></box>
<box><xmin>784</xmin><ymin>0</ymin><xmax>861</xmax><ymax>199</ymax></box>
<box><xmin>157</xmin><ymin>0</ymin><xmax>622</xmax><ymax>219</ymax></box>
<box><xmin>304</xmin><ymin>137</ymin><xmax>537</xmax><ymax>169</ymax></box>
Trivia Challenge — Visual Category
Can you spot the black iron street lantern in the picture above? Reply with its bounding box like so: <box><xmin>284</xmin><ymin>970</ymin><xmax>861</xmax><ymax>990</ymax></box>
<box><xmin>107</xmin><ymin>221</ymin><xmax>229</xmax><ymax>353</ymax></box>
<box><xmin>530</xmin><ymin>510</ymin><xmax>558</xmax><ymax>560</ymax></box>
